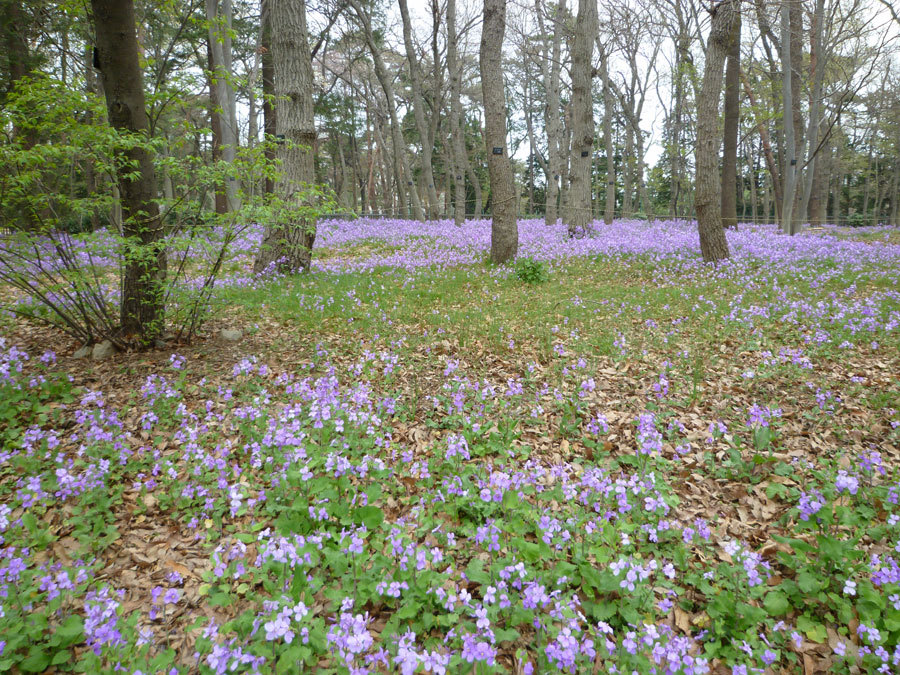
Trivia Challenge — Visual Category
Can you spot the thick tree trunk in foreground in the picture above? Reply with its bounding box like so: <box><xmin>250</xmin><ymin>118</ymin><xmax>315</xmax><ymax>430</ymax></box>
<box><xmin>254</xmin><ymin>0</ymin><xmax>317</xmax><ymax>274</ymax></box>
<box><xmin>721</xmin><ymin>9</ymin><xmax>741</xmax><ymax>229</ymax></box>
<box><xmin>91</xmin><ymin>0</ymin><xmax>166</xmax><ymax>343</ymax></box>
<box><xmin>565</xmin><ymin>0</ymin><xmax>596</xmax><ymax>237</ymax></box>
<box><xmin>695</xmin><ymin>0</ymin><xmax>736</xmax><ymax>263</ymax></box>
<box><xmin>480</xmin><ymin>0</ymin><xmax>517</xmax><ymax>263</ymax></box>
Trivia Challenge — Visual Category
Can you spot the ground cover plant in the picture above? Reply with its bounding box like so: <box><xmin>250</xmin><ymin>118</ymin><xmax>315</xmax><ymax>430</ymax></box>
<box><xmin>0</xmin><ymin>218</ymin><xmax>899</xmax><ymax>674</ymax></box>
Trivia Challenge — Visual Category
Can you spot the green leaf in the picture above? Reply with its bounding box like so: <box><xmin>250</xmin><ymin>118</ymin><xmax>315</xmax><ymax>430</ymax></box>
<box><xmin>396</xmin><ymin>601</ymin><xmax>422</xmax><ymax>620</ymax></box>
<box><xmin>355</xmin><ymin>505</ymin><xmax>384</xmax><ymax>530</ymax></box>
<box><xmin>465</xmin><ymin>558</ymin><xmax>491</xmax><ymax>585</ymax></box>
<box><xmin>764</xmin><ymin>591</ymin><xmax>792</xmax><ymax>616</ymax></box>
<box><xmin>20</xmin><ymin>648</ymin><xmax>50</xmax><ymax>673</ymax></box>
<box><xmin>51</xmin><ymin>650</ymin><xmax>71</xmax><ymax>666</ymax></box>
<box><xmin>797</xmin><ymin>572</ymin><xmax>821</xmax><ymax>594</ymax></box>
<box><xmin>494</xmin><ymin>627</ymin><xmax>520</xmax><ymax>642</ymax></box>
<box><xmin>502</xmin><ymin>490</ymin><xmax>519</xmax><ymax>509</ymax></box>
<box><xmin>55</xmin><ymin>615</ymin><xmax>84</xmax><ymax>644</ymax></box>
<box><xmin>797</xmin><ymin>614</ymin><xmax>827</xmax><ymax>642</ymax></box>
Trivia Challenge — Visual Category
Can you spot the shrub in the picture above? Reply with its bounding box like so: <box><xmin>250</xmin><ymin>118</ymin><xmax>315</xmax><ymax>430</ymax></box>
<box><xmin>514</xmin><ymin>256</ymin><xmax>549</xmax><ymax>284</ymax></box>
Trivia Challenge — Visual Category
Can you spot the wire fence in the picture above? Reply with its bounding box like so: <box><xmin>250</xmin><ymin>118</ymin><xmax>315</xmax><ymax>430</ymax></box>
<box><xmin>318</xmin><ymin>211</ymin><xmax>900</xmax><ymax>228</ymax></box>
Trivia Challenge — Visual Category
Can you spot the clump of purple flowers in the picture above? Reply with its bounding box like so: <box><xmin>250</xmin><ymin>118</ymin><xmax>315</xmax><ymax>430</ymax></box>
<box><xmin>84</xmin><ymin>587</ymin><xmax>125</xmax><ymax>655</ymax></box>
<box><xmin>636</xmin><ymin>412</ymin><xmax>663</xmax><ymax>456</ymax></box>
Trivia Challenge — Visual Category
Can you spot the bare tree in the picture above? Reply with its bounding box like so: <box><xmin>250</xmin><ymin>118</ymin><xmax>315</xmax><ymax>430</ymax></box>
<box><xmin>398</xmin><ymin>0</ymin><xmax>440</xmax><ymax>219</ymax></box>
<box><xmin>565</xmin><ymin>0</ymin><xmax>597</xmax><ymax>237</ymax></box>
<box><xmin>536</xmin><ymin>0</ymin><xmax>567</xmax><ymax>225</ymax></box>
<box><xmin>480</xmin><ymin>0</ymin><xmax>517</xmax><ymax>262</ymax></box>
<box><xmin>447</xmin><ymin>0</ymin><xmax>467</xmax><ymax>224</ymax></box>
<box><xmin>349</xmin><ymin>0</ymin><xmax>425</xmax><ymax>220</ymax></box>
<box><xmin>695</xmin><ymin>0</ymin><xmax>737</xmax><ymax>262</ymax></box>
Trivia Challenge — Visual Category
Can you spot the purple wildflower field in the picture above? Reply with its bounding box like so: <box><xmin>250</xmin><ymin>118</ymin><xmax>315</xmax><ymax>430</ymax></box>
<box><xmin>0</xmin><ymin>218</ymin><xmax>899</xmax><ymax>675</ymax></box>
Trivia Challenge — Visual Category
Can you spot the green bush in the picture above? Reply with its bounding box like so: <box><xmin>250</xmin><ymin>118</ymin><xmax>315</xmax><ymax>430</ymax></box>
<box><xmin>514</xmin><ymin>256</ymin><xmax>550</xmax><ymax>284</ymax></box>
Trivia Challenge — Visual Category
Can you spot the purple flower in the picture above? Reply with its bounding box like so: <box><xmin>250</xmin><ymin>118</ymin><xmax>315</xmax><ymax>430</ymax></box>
<box><xmin>835</xmin><ymin>470</ymin><xmax>859</xmax><ymax>495</ymax></box>
<box><xmin>798</xmin><ymin>491</ymin><xmax>825</xmax><ymax>521</ymax></box>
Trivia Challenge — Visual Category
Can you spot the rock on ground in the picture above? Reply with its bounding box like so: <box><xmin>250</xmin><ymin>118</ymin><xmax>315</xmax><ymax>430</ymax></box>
<box><xmin>220</xmin><ymin>328</ymin><xmax>243</xmax><ymax>341</ymax></box>
<box><xmin>91</xmin><ymin>340</ymin><xmax>116</xmax><ymax>361</ymax></box>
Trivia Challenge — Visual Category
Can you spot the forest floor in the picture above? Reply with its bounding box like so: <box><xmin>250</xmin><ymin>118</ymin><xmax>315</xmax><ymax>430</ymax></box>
<box><xmin>1</xmin><ymin>218</ymin><xmax>899</xmax><ymax>675</ymax></box>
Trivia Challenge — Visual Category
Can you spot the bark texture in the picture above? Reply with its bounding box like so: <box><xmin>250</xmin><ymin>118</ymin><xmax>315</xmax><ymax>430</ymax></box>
<box><xmin>480</xmin><ymin>0</ymin><xmax>517</xmax><ymax>263</ymax></box>
<box><xmin>91</xmin><ymin>0</ymin><xmax>166</xmax><ymax>342</ymax></box>
<box><xmin>565</xmin><ymin>0</ymin><xmax>596</xmax><ymax>237</ymax></box>
<box><xmin>721</xmin><ymin>8</ymin><xmax>741</xmax><ymax>229</ymax></box>
<box><xmin>780</xmin><ymin>0</ymin><xmax>798</xmax><ymax>234</ymax></box>
<box><xmin>694</xmin><ymin>0</ymin><xmax>736</xmax><ymax>263</ymax></box>
<box><xmin>206</xmin><ymin>0</ymin><xmax>239</xmax><ymax>211</ymax></box>
<box><xmin>261</xmin><ymin>0</ymin><xmax>276</xmax><ymax>195</ymax></box>
<box><xmin>253</xmin><ymin>0</ymin><xmax>318</xmax><ymax>274</ymax></box>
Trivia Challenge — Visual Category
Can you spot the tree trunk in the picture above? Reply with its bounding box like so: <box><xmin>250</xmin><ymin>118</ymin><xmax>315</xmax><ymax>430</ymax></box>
<box><xmin>253</xmin><ymin>0</ymin><xmax>318</xmax><ymax>274</ymax></box>
<box><xmin>668</xmin><ymin>3</ymin><xmax>689</xmax><ymax>217</ymax></box>
<box><xmin>2</xmin><ymin>0</ymin><xmax>30</xmax><ymax>89</ymax></box>
<box><xmin>789</xmin><ymin>0</ymin><xmax>803</xmax><ymax>224</ymax></box>
<box><xmin>749</xmin><ymin>141</ymin><xmax>759</xmax><ymax>223</ymax></box>
<box><xmin>559</xmin><ymin>101</ymin><xmax>572</xmax><ymax>219</ymax></box>
<box><xmin>538</xmin><ymin>0</ymin><xmax>566</xmax><ymax>226</ymax></box>
<box><xmin>206</xmin><ymin>39</ymin><xmax>228</xmax><ymax>213</ymax></box>
<box><xmin>447</xmin><ymin>0</ymin><xmax>466</xmax><ymax>224</ymax></box>
<box><xmin>565</xmin><ymin>0</ymin><xmax>596</xmax><ymax>237</ymax></box>
<box><xmin>800</xmin><ymin>0</ymin><xmax>826</xmax><ymax>221</ymax></box>
<box><xmin>374</xmin><ymin>112</ymin><xmax>395</xmax><ymax>213</ymax></box>
<box><xmin>261</xmin><ymin>0</ymin><xmax>276</xmax><ymax>195</ymax></box>
<box><xmin>602</xmin><ymin>53</ymin><xmax>615</xmax><ymax>225</ymax></box>
<box><xmin>636</xmin><ymin>132</ymin><xmax>651</xmax><ymax>220</ymax></box>
<box><xmin>889</xmin><ymin>159</ymin><xmax>899</xmax><ymax>226</ymax></box>
<box><xmin>468</xmin><ymin>161</ymin><xmax>484</xmax><ymax>218</ymax></box>
<box><xmin>721</xmin><ymin>8</ymin><xmax>741</xmax><ymax>229</ymax></box>
<box><xmin>206</xmin><ymin>0</ymin><xmax>239</xmax><ymax>211</ymax></box>
<box><xmin>780</xmin><ymin>0</ymin><xmax>798</xmax><ymax>234</ymax></box>
<box><xmin>695</xmin><ymin>0</ymin><xmax>736</xmax><ymax>263</ymax></box>
<box><xmin>622</xmin><ymin>120</ymin><xmax>634</xmax><ymax>218</ymax></box>
<box><xmin>741</xmin><ymin>70</ymin><xmax>783</xmax><ymax>223</ymax></box>
<box><xmin>398</xmin><ymin>0</ymin><xmax>439</xmax><ymax>219</ymax></box>
<box><xmin>91</xmin><ymin>0</ymin><xmax>166</xmax><ymax>343</ymax></box>
<box><xmin>480</xmin><ymin>0</ymin><xmax>517</xmax><ymax>262</ymax></box>
<box><xmin>808</xmin><ymin>141</ymin><xmax>829</xmax><ymax>226</ymax></box>
<box><xmin>83</xmin><ymin>45</ymin><xmax>102</xmax><ymax>231</ymax></box>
